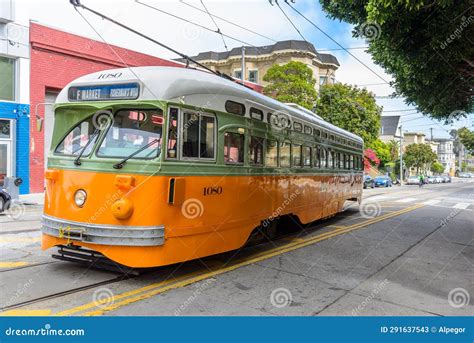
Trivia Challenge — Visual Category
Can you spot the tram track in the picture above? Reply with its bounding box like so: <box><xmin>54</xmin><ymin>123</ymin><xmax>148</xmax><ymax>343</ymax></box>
<box><xmin>0</xmin><ymin>261</ymin><xmax>59</xmax><ymax>273</ymax></box>
<box><xmin>1</xmin><ymin>202</ymin><xmax>423</xmax><ymax>316</ymax></box>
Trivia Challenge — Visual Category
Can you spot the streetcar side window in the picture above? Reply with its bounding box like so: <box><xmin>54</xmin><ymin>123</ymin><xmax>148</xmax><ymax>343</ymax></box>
<box><xmin>328</xmin><ymin>150</ymin><xmax>334</xmax><ymax>169</ymax></box>
<box><xmin>320</xmin><ymin>148</ymin><xmax>327</xmax><ymax>168</ymax></box>
<box><xmin>292</xmin><ymin>144</ymin><xmax>302</xmax><ymax>167</ymax></box>
<box><xmin>303</xmin><ymin>146</ymin><xmax>311</xmax><ymax>167</ymax></box>
<box><xmin>350</xmin><ymin>155</ymin><xmax>354</xmax><ymax>170</ymax></box>
<box><xmin>314</xmin><ymin>147</ymin><xmax>320</xmax><ymax>168</ymax></box>
<box><xmin>225</xmin><ymin>101</ymin><xmax>245</xmax><ymax>116</ymax></box>
<box><xmin>279</xmin><ymin>141</ymin><xmax>291</xmax><ymax>168</ymax></box>
<box><xmin>167</xmin><ymin>108</ymin><xmax>179</xmax><ymax>159</ymax></box>
<box><xmin>182</xmin><ymin>112</ymin><xmax>216</xmax><ymax>160</ymax></box>
<box><xmin>249</xmin><ymin>136</ymin><xmax>264</xmax><ymax>166</ymax></box>
<box><xmin>224</xmin><ymin>132</ymin><xmax>244</xmax><ymax>164</ymax></box>
<box><xmin>265</xmin><ymin>140</ymin><xmax>278</xmax><ymax>167</ymax></box>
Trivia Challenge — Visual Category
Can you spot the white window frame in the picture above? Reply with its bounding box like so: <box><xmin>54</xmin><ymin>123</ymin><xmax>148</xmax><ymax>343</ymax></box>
<box><xmin>0</xmin><ymin>55</ymin><xmax>18</xmax><ymax>103</ymax></box>
<box><xmin>248</xmin><ymin>69</ymin><xmax>258</xmax><ymax>83</ymax></box>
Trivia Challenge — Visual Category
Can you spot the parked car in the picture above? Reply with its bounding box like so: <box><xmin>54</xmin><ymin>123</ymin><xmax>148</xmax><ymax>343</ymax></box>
<box><xmin>406</xmin><ymin>176</ymin><xmax>420</xmax><ymax>185</ymax></box>
<box><xmin>374</xmin><ymin>176</ymin><xmax>392</xmax><ymax>187</ymax></box>
<box><xmin>440</xmin><ymin>175</ymin><xmax>451</xmax><ymax>183</ymax></box>
<box><xmin>0</xmin><ymin>189</ymin><xmax>11</xmax><ymax>213</ymax></box>
<box><xmin>434</xmin><ymin>176</ymin><xmax>444</xmax><ymax>183</ymax></box>
<box><xmin>363</xmin><ymin>174</ymin><xmax>375</xmax><ymax>189</ymax></box>
<box><xmin>427</xmin><ymin>176</ymin><xmax>436</xmax><ymax>184</ymax></box>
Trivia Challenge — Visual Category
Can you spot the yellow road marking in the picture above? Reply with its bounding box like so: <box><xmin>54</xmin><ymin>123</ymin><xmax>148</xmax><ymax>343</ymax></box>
<box><xmin>0</xmin><ymin>262</ymin><xmax>29</xmax><ymax>268</ymax></box>
<box><xmin>54</xmin><ymin>203</ymin><xmax>423</xmax><ymax>316</ymax></box>
<box><xmin>0</xmin><ymin>309</ymin><xmax>52</xmax><ymax>316</ymax></box>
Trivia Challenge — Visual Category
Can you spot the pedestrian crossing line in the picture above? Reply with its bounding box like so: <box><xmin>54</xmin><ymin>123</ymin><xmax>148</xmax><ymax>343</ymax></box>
<box><xmin>422</xmin><ymin>200</ymin><xmax>441</xmax><ymax>206</ymax></box>
<box><xmin>453</xmin><ymin>203</ymin><xmax>470</xmax><ymax>210</ymax></box>
<box><xmin>396</xmin><ymin>198</ymin><xmax>417</xmax><ymax>203</ymax></box>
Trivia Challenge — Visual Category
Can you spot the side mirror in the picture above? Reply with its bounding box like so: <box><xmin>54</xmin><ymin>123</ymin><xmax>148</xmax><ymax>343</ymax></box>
<box><xmin>36</xmin><ymin>117</ymin><xmax>44</xmax><ymax>132</ymax></box>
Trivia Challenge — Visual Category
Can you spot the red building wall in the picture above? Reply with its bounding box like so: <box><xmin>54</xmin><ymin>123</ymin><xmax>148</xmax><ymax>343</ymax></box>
<box><xmin>29</xmin><ymin>22</ymin><xmax>183</xmax><ymax>193</ymax></box>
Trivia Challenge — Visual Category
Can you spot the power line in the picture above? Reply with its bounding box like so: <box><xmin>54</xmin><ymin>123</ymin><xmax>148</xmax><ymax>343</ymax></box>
<box><xmin>179</xmin><ymin>0</ymin><xmax>277</xmax><ymax>43</ymax></box>
<box><xmin>273</xmin><ymin>0</ymin><xmax>307</xmax><ymax>42</ymax></box>
<box><xmin>383</xmin><ymin>108</ymin><xmax>418</xmax><ymax>112</ymax></box>
<box><xmin>135</xmin><ymin>0</ymin><xmax>258</xmax><ymax>48</ymax></box>
<box><xmin>285</xmin><ymin>1</ymin><xmax>390</xmax><ymax>84</ymax></box>
<box><xmin>200</xmin><ymin>0</ymin><xmax>228</xmax><ymax>51</ymax></box>
<box><xmin>70</xmin><ymin>0</ymin><xmax>233</xmax><ymax>82</ymax></box>
<box><xmin>319</xmin><ymin>46</ymin><xmax>368</xmax><ymax>52</ymax></box>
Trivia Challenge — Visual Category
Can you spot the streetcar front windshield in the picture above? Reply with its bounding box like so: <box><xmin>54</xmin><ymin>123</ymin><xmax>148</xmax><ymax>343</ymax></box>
<box><xmin>97</xmin><ymin>109</ymin><xmax>163</xmax><ymax>159</ymax></box>
<box><xmin>55</xmin><ymin>116</ymin><xmax>98</xmax><ymax>156</ymax></box>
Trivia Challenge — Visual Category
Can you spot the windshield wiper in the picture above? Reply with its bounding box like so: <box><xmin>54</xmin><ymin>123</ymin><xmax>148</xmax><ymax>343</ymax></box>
<box><xmin>113</xmin><ymin>139</ymin><xmax>159</xmax><ymax>169</ymax></box>
<box><xmin>74</xmin><ymin>128</ymin><xmax>100</xmax><ymax>166</ymax></box>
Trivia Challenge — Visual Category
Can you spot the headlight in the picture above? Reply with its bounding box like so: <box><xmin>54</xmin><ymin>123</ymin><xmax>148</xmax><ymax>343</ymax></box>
<box><xmin>74</xmin><ymin>189</ymin><xmax>87</xmax><ymax>207</ymax></box>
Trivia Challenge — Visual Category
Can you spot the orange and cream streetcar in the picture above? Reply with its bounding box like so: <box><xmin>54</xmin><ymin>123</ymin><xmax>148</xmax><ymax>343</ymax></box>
<box><xmin>42</xmin><ymin>66</ymin><xmax>364</xmax><ymax>268</ymax></box>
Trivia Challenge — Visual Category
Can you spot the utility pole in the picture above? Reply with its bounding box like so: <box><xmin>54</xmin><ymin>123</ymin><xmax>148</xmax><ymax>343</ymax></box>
<box><xmin>241</xmin><ymin>47</ymin><xmax>245</xmax><ymax>84</ymax></box>
<box><xmin>399</xmin><ymin>125</ymin><xmax>403</xmax><ymax>185</ymax></box>
<box><xmin>430</xmin><ymin>127</ymin><xmax>433</xmax><ymax>141</ymax></box>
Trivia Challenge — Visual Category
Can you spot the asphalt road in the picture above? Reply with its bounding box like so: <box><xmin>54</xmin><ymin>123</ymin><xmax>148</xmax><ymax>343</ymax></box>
<box><xmin>0</xmin><ymin>179</ymin><xmax>472</xmax><ymax>316</ymax></box>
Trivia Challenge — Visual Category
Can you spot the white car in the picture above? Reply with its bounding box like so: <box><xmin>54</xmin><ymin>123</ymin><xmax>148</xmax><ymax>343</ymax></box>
<box><xmin>406</xmin><ymin>176</ymin><xmax>420</xmax><ymax>185</ymax></box>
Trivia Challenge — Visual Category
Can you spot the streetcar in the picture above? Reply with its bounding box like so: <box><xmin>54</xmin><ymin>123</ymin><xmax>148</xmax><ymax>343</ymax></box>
<box><xmin>42</xmin><ymin>66</ymin><xmax>364</xmax><ymax>268</ymax></box>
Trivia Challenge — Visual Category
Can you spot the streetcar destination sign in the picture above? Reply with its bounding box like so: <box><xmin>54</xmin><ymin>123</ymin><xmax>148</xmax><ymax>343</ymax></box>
<box><xmin>68</xmin><ymin>83</ymin><xmax>140</xmax><ymax>101</ymax></box>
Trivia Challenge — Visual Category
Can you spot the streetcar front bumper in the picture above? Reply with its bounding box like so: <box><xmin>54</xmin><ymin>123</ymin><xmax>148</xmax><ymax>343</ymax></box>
<box><xmin>41</xmin><ymin>214</ymin><xmax>165</xmax><ymax>246</ymax></box>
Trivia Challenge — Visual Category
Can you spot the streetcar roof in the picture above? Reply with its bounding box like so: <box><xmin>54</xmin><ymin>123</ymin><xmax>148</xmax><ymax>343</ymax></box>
<box><xmin>56</xmin><ymin>66</ymin><xmax>363</xmax><ymax>143</ymax></box>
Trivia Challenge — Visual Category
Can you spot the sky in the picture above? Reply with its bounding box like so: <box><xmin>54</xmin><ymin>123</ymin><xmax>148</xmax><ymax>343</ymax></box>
<box><xmin>15</xmin><ymin>0</ymin><xmax>473</xmax><ymax>139</ymax></box>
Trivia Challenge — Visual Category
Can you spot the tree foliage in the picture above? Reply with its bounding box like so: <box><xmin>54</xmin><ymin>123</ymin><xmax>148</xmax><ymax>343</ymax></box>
<box><xmin>404</xmin><ymin>143</ymin><xmax>437</xmax><ymax>173</ymax></box>
<box><xmin>263</xmin><ymin>61</ymin><xmax>318</xmax><ymax>110</ymax></box>
<box><xmin>368</xmin><ymin>138</ymin><xmax>391</xmax><ymax>167</ymax></box>
<box><xmin>316</xmin><ymin>83</ymin><xmax>382</xmax><ymax>146</ymax></box>
<box><xmin>431</xmin><ymin>161</ymin><xmax>445</xmax><ymax>174</ymax></box>
<box><xmin>387</xmin><ymin>139</ymin><xmax>400</xmax><ymax>161</ymax></box>
<box><xmin>319</xmin><ymin>0</ymin><xmax>473</xmax><ymax>121</ymax></box>
<box><xmin>458</xmin><ymin>127</ymin><xmax>474</xmax><ymax>153</ymax></box>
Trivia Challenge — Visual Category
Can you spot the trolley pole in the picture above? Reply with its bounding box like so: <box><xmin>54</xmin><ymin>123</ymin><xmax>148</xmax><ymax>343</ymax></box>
<box><xmin>241</xmin><ymin>47</ymin><xmax>245</xmax><ymax>84</ymax></box>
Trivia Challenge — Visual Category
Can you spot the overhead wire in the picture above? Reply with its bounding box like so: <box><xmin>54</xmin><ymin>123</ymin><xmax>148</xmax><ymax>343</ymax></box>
<box><xmin>273</xmin><ymin>0</ymin><xmax>307</xmax><ymax>42</ymax></box>
<box><xmin>200</xmin><ymin>0</ymin><xmax>228</xmax><ymax>51</ymax></box>
<box><xmin>284</xmin><ymin>0</ymin><xmax>390</xmax><ymax>84</ymax></box>
<box><xmin>135</xmin><ymin>0</ymin><xmax>258</xmax><ymax>48</ymax></box>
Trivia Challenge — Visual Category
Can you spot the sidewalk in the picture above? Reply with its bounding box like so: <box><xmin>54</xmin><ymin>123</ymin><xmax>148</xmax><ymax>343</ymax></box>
<box><xmin>19</xmin><ymin>193</ymin><xmax>44</xmax><ymax>206</ymax></box>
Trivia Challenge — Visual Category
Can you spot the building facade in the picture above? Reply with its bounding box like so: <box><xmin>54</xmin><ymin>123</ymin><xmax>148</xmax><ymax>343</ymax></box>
<box><xmin>179</xmin><ymin>40</ymin><xmax>339</xmax><ymax>89</ymax></box>
<box><xmin>0</xmin><ymin>0</ymin><xmax>30</xmax><ymax>194</ymax></box>
<box><xmin>379</xmin><ymin>115</ymin><xmax>400</xmax><ymax>143</ymax></box>
<box><xmin>434</xmin><ymin>138</ymin><xmax>456</xmax><ymax>175</ymax></box>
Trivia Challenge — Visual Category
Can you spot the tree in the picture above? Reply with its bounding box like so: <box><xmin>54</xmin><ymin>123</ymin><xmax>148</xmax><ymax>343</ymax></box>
<box><xmin>404</xmin><ymin>143</ymin><xmax>437</xmax><ymax>174</ymax></box>
<box><xmin>458</xmin><ymin>127</ymin><xmax>474</xmax><ymax>153</ymax></box>
<box><xmin>263</xmin><ymin>61</ymin><xmax>318</xmax><ymax>110</ymax></box>
<box><xmin>431</xmin><ymin>161</ymin><xmax>444</xmax><ymax>174</ymax></box>
<box><xmin>319</xmin><ymin>0</ymin><xmax>473</xmax><ymax>121</ymax></box>
<box><xmin>368</xmin><ymin>138</ymin><xmax>390</xmax><ymax>167</ymax></box>
<box><xmin>316</xmin><ymin>83</ymin><xmax>382</xmax><ymax>146</ymax></box>
<box><xmin>387</xmin><ymin>139</ymin><xmax>400</xmax><ymax>161</ymax></box>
